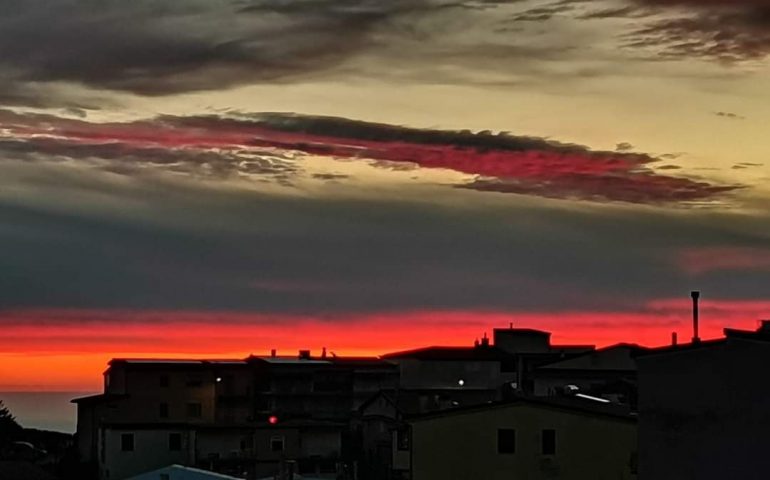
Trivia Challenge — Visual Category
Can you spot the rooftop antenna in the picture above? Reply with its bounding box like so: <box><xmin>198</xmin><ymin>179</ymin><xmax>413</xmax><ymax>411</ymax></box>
<box><xmin>691</xmin><ymin>291</ymin><xmax>701</xmax><ymax>344</ymax></box>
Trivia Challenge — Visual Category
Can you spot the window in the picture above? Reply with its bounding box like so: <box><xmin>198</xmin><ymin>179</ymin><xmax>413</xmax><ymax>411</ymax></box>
<box><xmin>542</xmin><ymin>429</ymin><xmax>556</xmax><ymax>455</ymax></box>
<box><xmin>270</xmin><ymin>435</ymin><xmax>285</xmax><ymax>452</ymax></box>
<box><xmin>120</xmin><ymin>433</ymin><xmax>134</xmax><ymax>452</ymax></box>
<box><xmin>396</xmin><ymin>427</ymin><xmax>410</xmax><ymax>451</ymax></box>
<box><xmin>497</xmin><ymin>429</ymin><xmax>516</xmax><ymax>454</ymax></box>
<box><xmin>186</xmin><ymin>402</ymin><xmax>202</xmax><ymax>418</ymax></box>
<box><xmin>169</xmin><ymin>433</ymin><xmax>182</xmax><ymax>451</ymax></box>
<box><xmin>159</xmin><ymin>375</ymin><xmax>169</xmax><ymax>387</ymax></box>
<box><xmin>159</xmin><ymin>403</ymin><xmax>169</xmax><ymax>419</ymax></box>
<box><xmin>186</xmin><ymin>378</ymin><xmax>203</xmax><ymax>387</ymax></box>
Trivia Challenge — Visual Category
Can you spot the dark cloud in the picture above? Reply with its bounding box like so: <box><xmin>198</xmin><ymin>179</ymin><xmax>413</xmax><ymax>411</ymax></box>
<box><xmin>715</xmin><ymin>111</ymin><xmax>746</xmax><ymax>120</ymax></box>
<box><xmin>4</xmin><ymin>0</ymin><xmax>765</xmax><ymax>108</ymax></box>
<box><xmin>237</xmin><ymin>113</ymin><xmax>741</xmax><ymax>205</ymax></box>
<box><xmin>0</xmin><ymin>1</ymin><xmax>433</xmax><ymax>103</ymax></box>
<box><xmin>0</xmin><ymin>109</ymin><xmax>741</xmax><ymax>205</ymax></box>
<box><xmin>619</xmin><ymin>1</ymin><xmax>770</xmax><ymax>62</ymax></box>
<box><xmin>510</xmin><ymin>3</ymin><xmax>575</xmax><ymax>22</ymax></box>
<box><xmin>578</xmin><ymin>5</ymin><xmax>654</xmax><ymax>19</ymax></box>
<box><xmin>616</xmin><ymin>142</ymin><xmax>635</xmax><ymax>152</ymax></box>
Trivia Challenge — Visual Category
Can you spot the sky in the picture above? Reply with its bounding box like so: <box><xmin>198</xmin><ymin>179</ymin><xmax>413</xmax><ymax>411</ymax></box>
<box><xmin>1</xmin><ymin>0</ymin><xmax>770</xmax><ymax>393</ymax></box>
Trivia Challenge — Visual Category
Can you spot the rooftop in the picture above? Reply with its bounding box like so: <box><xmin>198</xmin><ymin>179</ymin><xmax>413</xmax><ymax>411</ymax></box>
<box><xmin>407</xmin><ymin>394</ymin><xmax>637</xmax><ymax>423</ymax></box>
<box><xmin>381</xmin><ymin>345</ymin><xmax>512</xmax><ymax>361</ymax></box>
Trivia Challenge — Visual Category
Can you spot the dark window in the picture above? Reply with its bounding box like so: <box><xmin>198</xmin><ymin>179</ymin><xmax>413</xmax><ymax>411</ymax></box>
<box><xmin>396</xmin><ymin>427</ymin><xmax>410</xmax><ymax>451</ymax></box>
<box><xmin>120</xmin><ymin>433</ymin><xmax>134</xmax><ymax>452</ymax></box>
<box><xmin>497</xmin><ymin>429</ymin><xmax>516</xmax><ymax>454</ymax></box>
<box><xmin>542</xmin><ymin>429</ymin><xmax>556</xmax><ymax>455</ymax></box>
<box><xmin>159</xmin><ymin>403</ymin><xmax>169</xmax><ymax>418</ymax></box>
<box><xmin>186</xmin><ymin>403</ymin><xmax>202</xmax><ymax>418</ymax></box>
<box><xmin>270</xmin><ymin>436</ymin><xmax>284</xmax><ymax>452</ymax></box>
<box><xmin>186</xmin><ymin>378</ymin><xmax>203</xmax><ymax>387</ymax></box>
<box><xmin>169</xmin><ymin>433</ymin><xmax>182</xmax><ymax>451</ymax></box>
<box><xmin>159</xmin><ymin>375</ymin><xmax>169</xmax><ymax>387</ymax></box>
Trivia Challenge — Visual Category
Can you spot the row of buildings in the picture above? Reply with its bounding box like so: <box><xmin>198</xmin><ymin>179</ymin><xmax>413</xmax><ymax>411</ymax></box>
<box><xmin>73</xmin><ymin>319</ymin><xmax>770</xmax><ymax>480</ymax></box>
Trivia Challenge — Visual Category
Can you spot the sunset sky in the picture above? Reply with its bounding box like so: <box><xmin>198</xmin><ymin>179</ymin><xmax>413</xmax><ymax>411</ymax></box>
<box><xmin>1</xmin><ymin>0</ymin><xmax>770</xmax><ymax>393</ymax></box>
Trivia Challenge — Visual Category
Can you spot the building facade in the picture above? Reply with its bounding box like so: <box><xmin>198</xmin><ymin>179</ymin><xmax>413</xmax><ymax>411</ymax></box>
<box><xmin>408</xmin><ymin>398</ymin><xmax>637</xmax><ymax>480</ymax></box>
<box><xmin>637</xmin><ymin>323</ymin><xmax>770</xmax><ymax>480</ymax></box>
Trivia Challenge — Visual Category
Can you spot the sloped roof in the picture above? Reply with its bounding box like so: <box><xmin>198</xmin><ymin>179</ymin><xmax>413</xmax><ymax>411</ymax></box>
<box><xmin>381</xmin><ymin>346</ymin><xmax>512</xmax><ymax>361</ymax></box>
<box><xmin>127</xmin><ymin>464</ymin><xmax>242</xmax><ymax>480</ymax></box>
<box><xmin>408</xmin><ymin>394</ymin><xmax>637</xmax><ymax>423</ymax></box>
<box><xmin>535</xmin><ymin>343</ymin><xmax>647</xmax><ymax>372</ymax></box>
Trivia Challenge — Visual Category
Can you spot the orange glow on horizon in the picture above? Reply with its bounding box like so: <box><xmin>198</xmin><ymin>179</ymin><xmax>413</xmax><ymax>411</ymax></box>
<box><xmin>1</xmin><ymin>301</ymin><xmax>767</xmax><ymax>391</ymax></box>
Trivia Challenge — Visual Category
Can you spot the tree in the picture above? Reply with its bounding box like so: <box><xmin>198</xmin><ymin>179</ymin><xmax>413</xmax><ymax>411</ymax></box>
<box><xmin>0</xmin><ymin>399</ymin><xmax>22</xmax><ymax>445</ymax></box>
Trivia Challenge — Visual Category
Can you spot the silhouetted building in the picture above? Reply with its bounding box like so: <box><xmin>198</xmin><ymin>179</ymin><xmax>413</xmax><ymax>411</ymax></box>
<box><xmin>73</xmin><ymin>353</ymin><xmax>396</xmax><ymax>480</ymax></box>
<box><xmin>637</xmin><ymin>322</ymin><xmax>770</xmax><ymax>480</ymax></box>
<box><xmin>531</xmin><ymin>343</ymin><xmax>646</xmax><ymax>408</ymax></box>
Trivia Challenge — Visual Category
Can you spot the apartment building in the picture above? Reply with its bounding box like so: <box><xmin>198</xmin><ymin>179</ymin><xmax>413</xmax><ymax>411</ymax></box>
<box><xmin>73</xmin><ymin>352</ymin><xmax>397</xmax><ymax>480</ymax></box>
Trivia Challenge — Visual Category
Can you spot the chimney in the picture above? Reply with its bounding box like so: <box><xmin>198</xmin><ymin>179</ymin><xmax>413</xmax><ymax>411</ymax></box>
<box><xmin>480</xmin><ymin>332</ymin><xmax>490</xmax><ymax>347</ymax></box>
<box><xmin>691</xmin><ymin>291</ymin><xmax>701</xmax><ymax>343</ymax></box>
<box><xmin>321</xmin><ymin>347</ymin><xmax>327</xmax><ymax>359</ymax></box>
<box><xmin>270</xmin><ymin>349</ymin><xmax>277</xmax><ymax>358</ymax></box>
<box><xmin>298</xmin><ymin>349</ymin><xmax>311</xmax><ymax>360</ymax></box>
<box><xmin>671</xmin><ymin>332</ymin><xmax>678</xmax><ymax>346</ymax></box>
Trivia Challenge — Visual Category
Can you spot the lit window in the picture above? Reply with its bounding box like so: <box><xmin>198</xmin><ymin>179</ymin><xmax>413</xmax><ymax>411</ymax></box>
<box><xmin>169</xmin><ymin>433</ymin><xmax>182</xmax><ymax>451</ymax></box>
<box><xmin>270</xmin><ymin>436</ymin><xmax>285</xmax><ymax>452</ymax></box>
<box><xmin>497</xmin><ymin>429</ymin><xmax>515</xmax><ymax>454</ymax></box>
<box><xmin>542</xmin><ymin>429</ymin><xmax>556</xmax><ymax>455</ymax></box>
<box><xmin>120</xmin><ymin>433</ymin><xmax>134</xmax><ymax>452</ymax></box>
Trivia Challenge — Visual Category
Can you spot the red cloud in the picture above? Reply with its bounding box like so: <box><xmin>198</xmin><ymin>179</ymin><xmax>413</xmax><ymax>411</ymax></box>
<box><xmin>677</xmin><ymin>247</ymin><xmax>770</xmax><ymax>275</ymax></box>
<box><xmin>0</xmin><ymin>110</ymin><xmax>740</xmax><ymax>205</ymax></box>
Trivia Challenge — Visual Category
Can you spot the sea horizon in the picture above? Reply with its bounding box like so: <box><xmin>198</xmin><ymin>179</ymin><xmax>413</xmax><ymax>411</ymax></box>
<box><xmin>0</xmin><ymin>391</ymin><xmax>97</xmax><ymax>434</ymax></box>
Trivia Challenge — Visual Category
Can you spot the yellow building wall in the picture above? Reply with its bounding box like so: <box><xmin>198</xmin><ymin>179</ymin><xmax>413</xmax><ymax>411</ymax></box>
<box><xmin>412</xmin><ymin>403</ymin><xmax>636</xmax><ymax>480</ymax></box>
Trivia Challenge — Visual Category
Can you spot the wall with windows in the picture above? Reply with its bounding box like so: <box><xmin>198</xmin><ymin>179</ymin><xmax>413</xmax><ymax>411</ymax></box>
<box><xmin>410</xmin><ymin>402</ymin><xmax>637</xmax><ymax>480</ymax></box>
<box><xmin>100</xmin><ymin>427</ymin><xmax>194</xmax><ymax>480</ymax></box>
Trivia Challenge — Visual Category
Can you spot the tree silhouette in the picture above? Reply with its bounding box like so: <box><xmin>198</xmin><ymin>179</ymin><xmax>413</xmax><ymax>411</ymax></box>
<box><xmin>0</xmin><ymin>399</ymin><xmax>22</xmax><ymax>445</ymax></box>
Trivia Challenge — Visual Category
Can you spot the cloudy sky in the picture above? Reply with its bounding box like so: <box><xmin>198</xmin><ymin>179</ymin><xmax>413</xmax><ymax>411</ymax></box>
<box><xmin>1</xmin><ymin>0</ymin><xmax>769</xmax><ymax>390</ymax></box>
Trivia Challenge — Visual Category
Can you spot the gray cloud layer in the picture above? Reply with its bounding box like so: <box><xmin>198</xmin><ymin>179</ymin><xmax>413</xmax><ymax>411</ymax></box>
<box><xmin>1</xmin><ymin>0</ymin><xmax>767</xmax><ymax>108</ymax></box>
<box><xmin>0</xmin><ymin>164</ymin><xmax>768</xmax><ymax>317</ymax></box>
